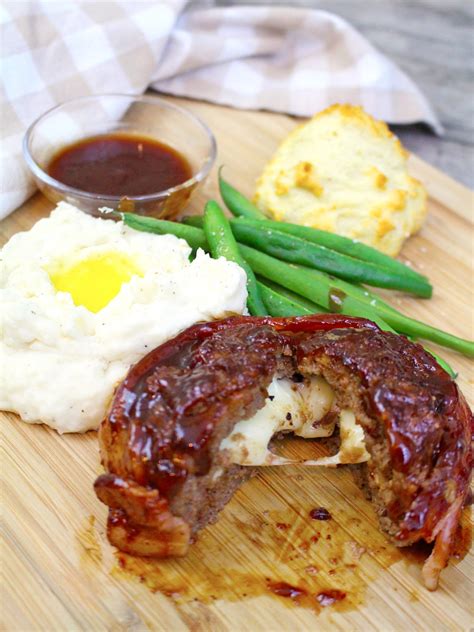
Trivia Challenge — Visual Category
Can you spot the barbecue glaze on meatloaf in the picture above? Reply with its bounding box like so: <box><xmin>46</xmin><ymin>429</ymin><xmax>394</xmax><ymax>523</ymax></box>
<box><xmin>94</xmin><ymin>315</ymin><xmax>472</xmax><ymax>590</ymax></box>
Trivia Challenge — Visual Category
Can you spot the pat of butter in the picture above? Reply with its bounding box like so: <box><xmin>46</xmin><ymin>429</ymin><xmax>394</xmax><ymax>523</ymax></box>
<box><xmin>220</xmin><ymin>377</ymin><xmax>369</xmax><ymax>467</ymax></box>
<box><xmin>49</xmin><ymin>251</ymin><xmax>143</xmax><ymax>313</ymax></box>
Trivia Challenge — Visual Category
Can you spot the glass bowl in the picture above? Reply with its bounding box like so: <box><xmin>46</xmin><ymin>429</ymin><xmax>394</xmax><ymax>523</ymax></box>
<box><xmin>23</xmin><ymin>94</ymin><xmax>216</xmax><ymax>219</ymax></box>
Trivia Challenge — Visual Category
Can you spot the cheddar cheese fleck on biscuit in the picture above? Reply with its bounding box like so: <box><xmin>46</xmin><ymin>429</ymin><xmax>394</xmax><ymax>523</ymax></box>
<box><xmin>254</xmin><ymin>104</ymin><xmax>427</xmax><ymax>256</ymax></box>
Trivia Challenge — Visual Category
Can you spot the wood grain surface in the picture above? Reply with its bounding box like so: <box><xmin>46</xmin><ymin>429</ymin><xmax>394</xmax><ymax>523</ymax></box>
<box><xmin>1</xmin><ymin>97</ymin><xmax>473</xmax><ymax>632</ymax></box>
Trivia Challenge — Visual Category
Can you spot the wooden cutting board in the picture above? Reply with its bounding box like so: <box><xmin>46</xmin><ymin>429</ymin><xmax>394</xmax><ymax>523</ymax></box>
<box><xmin>1</xmin><ymin>96</ymin><xmax>473</xmax><ymax>632</ymax></box>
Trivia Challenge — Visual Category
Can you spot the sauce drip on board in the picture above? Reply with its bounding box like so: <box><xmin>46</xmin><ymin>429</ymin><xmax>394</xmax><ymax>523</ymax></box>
<box><xmin>109</xmin><ymin>501</ymin><xmax>370</xmax><ymax>615</ymax></box>
<box><xmin>309</xmin><ymin>507</ymin><xmax>332</xmax><ymax>521</ymax></box>
<box><xmin>78</xmin><ymin>475</ymin><xmax>472</xmax><ymax>618</ymax></box>
<box><xmin>47</xmin><ymin>133</ymin><xmax>193</xmax><ymax>197</ymax></box>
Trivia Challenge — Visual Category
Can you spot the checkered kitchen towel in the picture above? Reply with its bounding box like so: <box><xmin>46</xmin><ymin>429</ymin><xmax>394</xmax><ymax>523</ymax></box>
<box><xmin>0</xmin><ymin>0</ymin><xmax>441</xmax><ymax>219</ymax></box>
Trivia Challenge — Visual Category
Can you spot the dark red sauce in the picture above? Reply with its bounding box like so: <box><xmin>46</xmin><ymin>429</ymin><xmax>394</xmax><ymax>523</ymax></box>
<box><xmin>316</xmin><ymin>589</ymin><xmax>346</xmax><ymax>606</ymax></box>
<box><xmin>275</xmin><ymin>522</ymin><xmax>290</xmax><ymax>531</ymax></box>
<box><xmin>309</xmin><ymin>507</ymin><xmax>332</xmax><ymax>521</ymax></box>
<box><xmin>47</xmin><ymin>133</ymin><xmax>192</xmax><ymax>196</ymax></box>
<box><xmin>108</xmin><ymin>322</ymin><xmax>285</xmax><ymax>498</ymax></box>
<box><xmin>267</xmin><ymin>581</ymin><xmax>307</xmax><ymax>600</ymax></box>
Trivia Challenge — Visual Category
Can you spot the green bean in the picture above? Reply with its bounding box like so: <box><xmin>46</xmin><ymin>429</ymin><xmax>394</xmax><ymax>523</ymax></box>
<box><xmin>254</xmin><ymin>278</ymin><xmax>456</xmax><ymax>375</ymax></box>
<box><xmin>203</xmin><ymin>201</ymin><xmax>267</xmax><ymax>316</ymax></box>
<box><xmin>258</xmin><ymin>278</ymin><xmax>328</xmax><ymax>313</ymax></box>
<box><xmin>376</xmin><ymin>305</ymin><xmax>474</xmax><ymax>356</ymax></box>
<box><xmin>239</xmin><ymin>244</ymin><xmax>393</xmax><ymax>330</ymax></box>
<box><xmin>294</xmin><ymin>265</ymin><xmax>407</xmax><ymax>319</ymax></box>
<box><xmin>257</xmin><ymin>283</ymin><xmax>310</xmax><ymax>317</ymax></box>
<box><xmin>240</xmin><ymin>245</ymin><xmax>474</xmax><ymax>356</ymax></box>
<box><xmin>184</xmin><ymin>215</ymin><xmax>431</xmax><ymax>297</ymax></box>
<box><xmin>289</xmin><ymin>262</ymin><xmax>474</xmax><ymax>356</ymax></box>
<box><xmin>287</xmin><ymin>262</ymin><xmax>468</xmax><ymax>357</ymax></box>
<box><xmin>219</xmin><ymin>170</ymin><xmax>267</xmax><ymax>220</ymax></box>
<box><xmin>315</xmin><ymin>265</ymin><xmax>473</xmax><ymax>356</ymax></box>
<box><xmin>231</xmin><ymin>220</ymin><xmax>432</xmax><ymax>297</ymax></box>
<box><xmin>233</xmin><ymin>216</ymin><xmax>430</xmax><ymax>286</ymax></box>
<box><xmin>120</xmin><ymin>212</ymin><xmax>207</xmax><ymax>250</ymax></box>
<box><xmin>182</xmin><ymin>215</ymin><xmax>205</xmax><ymax>228</ymax></box>
<box><xmin>121</xmin><ymin>212</ymin><xmax>474</xmax><ymax>358</ymax></box>
<box><xmin>125</xmin><ymin>210</ymin><xmax>385</xmax><ymax>325</ymax></box>
<box><xmin>259</xmin><ymin>281</ymin><xmax>455</xmax><ymax>375</ymax></box>
<box><xmin>257</xmin><ymin>280</ymin><xmax>322</xmax><ymax>317</ymax></box>
<box><xmin>288</xmin><ymin>266</ymin><xmax>474</xmax><ymax>358</ymax></box>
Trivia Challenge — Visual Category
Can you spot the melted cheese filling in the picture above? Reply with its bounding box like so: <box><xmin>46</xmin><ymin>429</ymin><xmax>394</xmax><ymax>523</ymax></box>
<box><xmin>220</xmin><ymin>377</ymin><xmax>370</xmax><ymax>467</ymax></box>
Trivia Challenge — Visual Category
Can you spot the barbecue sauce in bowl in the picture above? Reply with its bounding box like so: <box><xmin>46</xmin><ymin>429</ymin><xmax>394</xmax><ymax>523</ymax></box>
<box><xmin>47</xmin><ymin>133</ymin><xmax>193</xmax><ymax>197</ymax></box>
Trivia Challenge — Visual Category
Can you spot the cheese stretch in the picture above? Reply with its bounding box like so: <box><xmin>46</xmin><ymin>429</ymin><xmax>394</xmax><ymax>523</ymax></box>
<box><xmin>220</xmin><ymin>377</ymin><xmax>370</xmax><ymax>466</ymax></box>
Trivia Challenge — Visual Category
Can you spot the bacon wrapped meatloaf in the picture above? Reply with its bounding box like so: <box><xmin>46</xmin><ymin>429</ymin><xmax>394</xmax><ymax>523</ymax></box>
<box><xmin>94</xmin><ymin>315</ymin><xmax>472</xmax><ymax>589</ymax></box>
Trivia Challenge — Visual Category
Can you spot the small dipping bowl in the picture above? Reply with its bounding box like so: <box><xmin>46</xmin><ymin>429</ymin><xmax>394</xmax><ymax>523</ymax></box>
<box><xmin>23</xmin><ymin>94</ymin><xmax>216</xmax><ymax>219</ymax></box>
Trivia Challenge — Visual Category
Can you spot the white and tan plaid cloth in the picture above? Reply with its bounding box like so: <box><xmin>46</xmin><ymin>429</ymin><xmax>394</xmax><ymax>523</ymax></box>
<box><xmin>0</xmin><ymin>1</ymin><xmax>441</xmax><ymax>219</ymax></box>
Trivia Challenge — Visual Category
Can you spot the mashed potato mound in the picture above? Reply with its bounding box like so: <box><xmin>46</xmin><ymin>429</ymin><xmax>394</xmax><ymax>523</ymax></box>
<box><xmin>0</xmin><ymin>203</ymin><xmax>247</xmax><ymax>433</ymax></box>
<box><xmin>254</xmin><ymin>104</ymin><xmax>427</xmax><ymax>256</ymax></box>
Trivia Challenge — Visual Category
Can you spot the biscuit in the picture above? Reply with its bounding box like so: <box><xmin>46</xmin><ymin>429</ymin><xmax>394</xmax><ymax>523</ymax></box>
<box><xmin>254</xmin><ymin>104</ymin><xmax>427</xmax><ymax>256</ymax></box>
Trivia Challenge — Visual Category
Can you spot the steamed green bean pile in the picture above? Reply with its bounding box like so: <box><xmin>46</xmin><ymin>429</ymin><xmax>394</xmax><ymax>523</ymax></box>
<box><xmin>119</xmin><ymin>173</ymin><xmax>474</xmax><ymax>376</ymax></box>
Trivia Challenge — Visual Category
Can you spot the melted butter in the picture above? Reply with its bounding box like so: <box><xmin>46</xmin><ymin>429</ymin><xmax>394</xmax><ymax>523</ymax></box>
<box><xmin>49</xmin><ymin>251</ymin><xmax>143</xmax><ymax>312</ymax></box>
